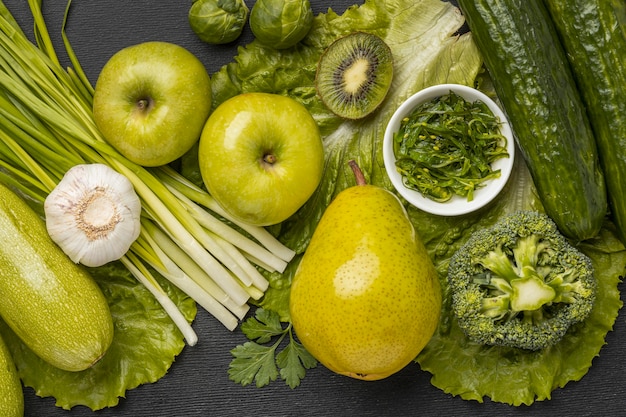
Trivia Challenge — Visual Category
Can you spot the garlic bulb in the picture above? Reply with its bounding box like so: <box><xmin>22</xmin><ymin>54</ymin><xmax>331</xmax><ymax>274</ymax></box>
<box><xmin>44</xmin><ymin>163</ymin><xmax>142</xmax><ymax>267</ymax></box>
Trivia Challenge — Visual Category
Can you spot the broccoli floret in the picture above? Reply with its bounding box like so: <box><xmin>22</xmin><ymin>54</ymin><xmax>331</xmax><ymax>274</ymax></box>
<box><xmin>447</xmin><ymin>211</ymin><xmax>596</xmax><ymax>351</ymax></box>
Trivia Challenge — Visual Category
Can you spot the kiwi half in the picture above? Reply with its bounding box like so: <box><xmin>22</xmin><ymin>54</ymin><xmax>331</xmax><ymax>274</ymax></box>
<box><xmin>315</xmin><ymin>32</ymin><xmax>393</xmax><ymax>120</ymax></box>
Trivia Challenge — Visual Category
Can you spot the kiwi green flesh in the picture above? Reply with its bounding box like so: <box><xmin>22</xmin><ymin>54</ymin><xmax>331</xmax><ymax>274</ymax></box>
<box><xmin>316</xmin><ymin>32</ymin><xmax>393</xmax><ymax>120</ymax></box>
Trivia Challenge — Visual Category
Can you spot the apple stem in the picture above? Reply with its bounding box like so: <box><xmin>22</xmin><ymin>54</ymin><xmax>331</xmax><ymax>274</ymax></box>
<box><xmin>263</xmin><ymin>153</ymin><xmax>277</xmax><ymax>165</ymax></box>
<box><xmin>348</xmin><ymin>160</ymin><xmax>367</xmax><ymax>186</ymax></box>
<box><xmin>137</xmin><ymin>98</ymin><xmax>151</xmax><ymax>112</ymax></box>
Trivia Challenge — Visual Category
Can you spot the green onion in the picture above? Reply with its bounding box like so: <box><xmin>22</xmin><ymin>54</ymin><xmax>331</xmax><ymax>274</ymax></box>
<box><xmin>393</xmin><ymin>91</ymin><xmax>509</xmax><ymax>202</ymax></box>
<box><xmin>0</xmin><ymin>0</ymin><xmax>295</xmax><ymax>345</ymax></box>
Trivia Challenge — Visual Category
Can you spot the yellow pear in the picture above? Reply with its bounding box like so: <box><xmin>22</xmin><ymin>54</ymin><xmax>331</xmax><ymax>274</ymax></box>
<box><xmin>290</xmin><ymin>160</ymin><xmax>441</xmax><ymax>381</ymax></box>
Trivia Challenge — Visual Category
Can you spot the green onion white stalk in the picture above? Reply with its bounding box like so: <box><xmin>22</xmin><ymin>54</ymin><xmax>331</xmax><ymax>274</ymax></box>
<box><xmin>0</xmin><ymin>0</ymin><xmax>295</xmax><ymax>345</ymax></box>
<box><xmin>155</xmin><ymin>167</ymin><xmax>295</xmax><ymax>267</ymax></box>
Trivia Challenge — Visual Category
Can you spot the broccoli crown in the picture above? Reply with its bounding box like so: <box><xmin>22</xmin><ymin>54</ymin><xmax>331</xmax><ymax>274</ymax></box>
<box><xmin>447</xmin><ymin>210</ymin><xmax>596</xmax><ymax>351</ymax></box>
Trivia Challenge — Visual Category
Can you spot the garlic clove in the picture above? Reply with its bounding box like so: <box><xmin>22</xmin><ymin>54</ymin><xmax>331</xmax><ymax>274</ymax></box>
<box><xmin>44</xmin><ymin>163</ymin><xmax>142</xmax><ymax>267</ymax></box>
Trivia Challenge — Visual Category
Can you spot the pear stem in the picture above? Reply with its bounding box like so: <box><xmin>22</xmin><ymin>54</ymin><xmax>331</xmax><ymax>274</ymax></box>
<box><xmin>348</xmin><ymin>160</ymin><xmax>367</xmax><ymax>186</ymax></box>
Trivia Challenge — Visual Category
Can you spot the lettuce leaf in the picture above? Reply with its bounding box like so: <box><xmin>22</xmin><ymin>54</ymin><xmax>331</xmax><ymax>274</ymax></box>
<box><xmin>0</xmin><ymin>263</ymin><xmax>196</xmax><ymax>411</ymax></box>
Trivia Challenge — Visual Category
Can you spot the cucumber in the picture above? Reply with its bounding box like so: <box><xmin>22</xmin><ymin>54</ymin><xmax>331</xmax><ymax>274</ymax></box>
<box><xmin>0</xmin><ymin>334</ymin><xmax>22</xmax><ymax>417</ymax></box>
<box><xmin>457</xmin><ymin>0</ymin><xmax>607</xmax><ymax>241</ymax></box>
<box><xmin>542</xmin><ymin>0</ymin><xmax>626</xmax><ymax>243</ymax></box>
<box><xmin>0</xmin><ymin>183</ymin><xmax>113</xmax><ymax>372</ymax></box>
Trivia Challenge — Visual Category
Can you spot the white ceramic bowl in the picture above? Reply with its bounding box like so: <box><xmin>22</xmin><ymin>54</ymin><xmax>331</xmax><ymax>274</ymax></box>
<box><xmin>383</xmin><ymin>83</ymin><xmax>515</xmax><ymax>216</ymax></box>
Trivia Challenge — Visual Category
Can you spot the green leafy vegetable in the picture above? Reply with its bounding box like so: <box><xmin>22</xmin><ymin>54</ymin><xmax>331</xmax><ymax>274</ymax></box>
<box><xmin>0</xmin><ymin>262</ymin><xmax>196</xmax><ymax>410</ymax></box>
<box><xmin>393</xmin><ymin>91</ymin><xmax>508</xmax><ymax>202</ymax></box>
<box><xmin>189</xmin><ymin>0</ymin><xmax>249</xmax><ymax>45</ymax></box>
<box><xmin>411</xmin><ymin>149</ymin><xmax>625</xmax><ymax>405</ymax></box>
<box><xmin>249</xmin><ymin>0</ymin><xmax>313</xmax><ymax>49</ymax></box>
<box><xmin>229</xmin><ymin>309</ymin><xmax>316</xmax><ymax>388</ymax></box>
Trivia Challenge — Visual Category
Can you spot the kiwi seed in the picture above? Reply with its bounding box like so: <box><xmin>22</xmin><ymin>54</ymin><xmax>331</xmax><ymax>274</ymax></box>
<box><xmin>315</xmin><ymin>32</ymin><xmax>393</xmax><ymax>120</ymax></box>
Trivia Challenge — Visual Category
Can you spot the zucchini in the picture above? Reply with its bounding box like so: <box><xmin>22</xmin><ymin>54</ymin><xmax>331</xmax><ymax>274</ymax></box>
<box><xmin>0</xmin><ymin>183</ymin><xmax>113</xmax><ymax>372</ymax></box>
<box><xmin>542</xmin><ymin>0</ymin><xmax>626</xmax><ymax>243</ymax></box>
<box><xmin>457</xmin><ymin>0</ymin><xmax>607</xmax><ymax>241</ymax></box>
<box><xmin>0</xmin><ymin>334</ymin><xmax>22</xmax><ymax>417</ymax></box>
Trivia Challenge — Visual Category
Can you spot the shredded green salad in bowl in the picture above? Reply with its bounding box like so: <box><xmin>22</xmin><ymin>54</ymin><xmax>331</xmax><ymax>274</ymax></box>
<box><xmin>0</xmin><ymin>0</ymin><xmax>623</xmax><ymax>410</ymax></box>
<box><xmin>393</xmin><ymin>90</ymin><xmax>509</xmax><ymax>202</ymax></box>
<box><xmin>382</xmin><ymin>83</ymin><xmax>515</xmax><ymax>216</ymax></box>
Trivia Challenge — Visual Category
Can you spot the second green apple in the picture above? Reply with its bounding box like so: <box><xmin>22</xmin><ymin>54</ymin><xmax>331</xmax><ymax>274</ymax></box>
<box><xmin>198</xmin><ymin>92</ymin><xmax>324</xmax><ymax>226</ymax></box>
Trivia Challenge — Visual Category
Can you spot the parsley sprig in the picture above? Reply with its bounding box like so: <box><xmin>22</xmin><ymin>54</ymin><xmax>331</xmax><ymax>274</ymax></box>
<box><xmin>228</xmin><ymin>308</ymin><xmax>317</xmax><ymax>388</ymax></box>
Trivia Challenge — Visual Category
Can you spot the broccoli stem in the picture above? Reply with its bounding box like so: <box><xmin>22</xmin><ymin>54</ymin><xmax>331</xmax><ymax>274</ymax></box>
<box><xmin>510</xmin><ymin>276</ymin><xmax>555</xmax><ymax>311</ymax></box>
<box><xmin>478</xmin><ymin>235</ymin><xmax>558</xmax><ymax>317</ymax></box>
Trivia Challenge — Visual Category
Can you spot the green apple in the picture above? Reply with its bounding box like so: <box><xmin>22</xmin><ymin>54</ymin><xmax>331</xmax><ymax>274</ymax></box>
<box><xmin>93</xmin><ymin>41</ymin><xmax>212</xmax><ymax>167</ymax></box>
<box><xmin>198</xmin><ymin>92</ymin><xmax>324</xmax><ymax>226</ymax></box>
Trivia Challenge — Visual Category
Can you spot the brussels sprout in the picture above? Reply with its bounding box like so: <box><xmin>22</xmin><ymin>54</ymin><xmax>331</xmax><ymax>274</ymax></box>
<box><xmin>249</xmin><ymin>0</ymin><xmax>314</xmax><ymax>49</ymax></box>
<box><xmin>188</xmin><ymin>0</ymin><xmax>249</xmax><ymax>45</ymax></box>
